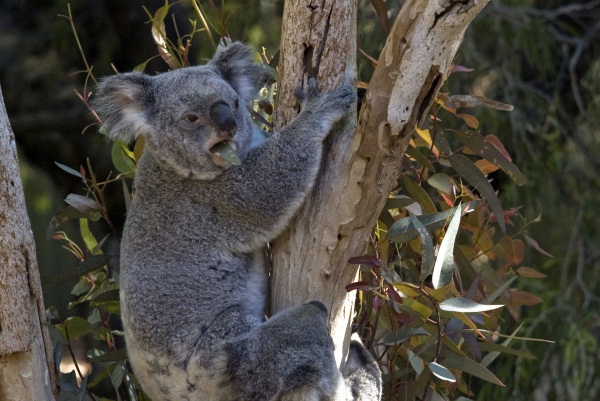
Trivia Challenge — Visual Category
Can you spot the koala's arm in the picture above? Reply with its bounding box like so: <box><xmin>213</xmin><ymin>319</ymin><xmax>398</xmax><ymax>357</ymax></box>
<box><xmin>212</xmin><ymin>82</ymin><xmax>357</xmax><ymax>246</ymax></box>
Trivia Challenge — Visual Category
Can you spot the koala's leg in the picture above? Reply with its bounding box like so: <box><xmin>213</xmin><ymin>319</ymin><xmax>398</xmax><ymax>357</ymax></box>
<box><xmin>221</xmin><ymin>302</ymin><xmax>343</xmax><ymax>401</ymax></box>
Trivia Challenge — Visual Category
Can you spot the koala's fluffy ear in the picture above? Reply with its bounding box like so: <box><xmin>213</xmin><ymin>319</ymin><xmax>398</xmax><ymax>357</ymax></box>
<box><xmin>209</xmin><ymin>42</ymin><xmax>275</xmax><ymax>103</ymax></box>
<box><xmin>91</xmin><ymin>73</ymin><xmax>154</xmax><ymax>143</ymax></box>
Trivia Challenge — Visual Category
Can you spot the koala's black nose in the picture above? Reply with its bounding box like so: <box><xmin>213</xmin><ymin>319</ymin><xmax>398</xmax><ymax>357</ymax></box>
<box><xmin>209</xmin><ymin>101</ymin><xmax>237</xmax><ymax>138</ymax></box>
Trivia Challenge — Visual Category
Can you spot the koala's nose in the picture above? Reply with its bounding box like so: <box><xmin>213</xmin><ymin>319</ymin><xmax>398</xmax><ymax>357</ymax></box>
<box><xmin>209</xmin><ymin>101</ymin><xmax>238</xmax><ymax>139</ymax></box>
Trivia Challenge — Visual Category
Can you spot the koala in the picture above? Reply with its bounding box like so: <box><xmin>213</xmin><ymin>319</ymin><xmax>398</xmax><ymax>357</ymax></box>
<box><xmin>92</xmin><ymin>42</ymin><xmax>381</xmax><ymax>401</ymax></box>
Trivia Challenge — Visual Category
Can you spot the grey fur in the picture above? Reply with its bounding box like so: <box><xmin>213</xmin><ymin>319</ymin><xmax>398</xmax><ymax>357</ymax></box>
<box><xmin>92</xmin><ymin>42</ymin><xmax>381</xmax><ymax>401</ymax></box>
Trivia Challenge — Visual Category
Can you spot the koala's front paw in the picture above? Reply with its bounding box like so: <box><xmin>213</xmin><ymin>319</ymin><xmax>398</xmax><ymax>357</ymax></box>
<box><xmin>295</xmin><ymin>78</ymin><xmax>357</xmax><ymax>129</ymax></box>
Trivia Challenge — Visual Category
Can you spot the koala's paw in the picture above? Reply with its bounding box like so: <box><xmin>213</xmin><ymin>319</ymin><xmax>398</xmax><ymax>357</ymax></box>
<box><xmin>295</xmin><ymin>78</ymin><xmax>357</xmax><ymax>126</ymax></box>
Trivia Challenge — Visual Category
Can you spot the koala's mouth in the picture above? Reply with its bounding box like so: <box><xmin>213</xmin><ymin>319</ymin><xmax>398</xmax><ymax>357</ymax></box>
<box><xmin>207</xmin><ymin>136</ymin><xmax>241</xmax><ymax>166</ymax></box>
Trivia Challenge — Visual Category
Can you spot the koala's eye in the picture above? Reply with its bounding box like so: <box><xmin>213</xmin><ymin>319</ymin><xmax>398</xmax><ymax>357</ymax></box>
<box><xmin>233</xmin><ymin>97</ymin><xmax>240</xmax><ymax>111</ymax></box>
<box><xmin>184</xmin><ymin>114</ymin><xmax>200</xmax><ymax>124</ymax></box>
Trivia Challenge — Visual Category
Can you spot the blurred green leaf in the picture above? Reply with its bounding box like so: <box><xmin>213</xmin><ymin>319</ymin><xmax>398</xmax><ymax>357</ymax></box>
<box><xmin>57</xmin><ymin>316</ymin><xmax>92</xmax><ymax>341</ymax></box>
<box><xmin>55</xmin><ymin>161</ymin><xmax>83</xmax><ymax>179</ymax></box>
<box><xmin>65</xmin><ymin>193</ymin><xmax>101</xmax><ymax>213</ymax></box>
<box><xmin>111</xmin><ymin>140</ymin><xmax>136</xmax><ymax>175</ymax></box>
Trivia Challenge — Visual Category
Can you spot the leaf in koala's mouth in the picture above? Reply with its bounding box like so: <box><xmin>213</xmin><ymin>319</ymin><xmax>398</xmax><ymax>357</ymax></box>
<box><xmin>209</xmin><ymin>142</ymin><xmax>241</xmax><ymax>165</ymax></box>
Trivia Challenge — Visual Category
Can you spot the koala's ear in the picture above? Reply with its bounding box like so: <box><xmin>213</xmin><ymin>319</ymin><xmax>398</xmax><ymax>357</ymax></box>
<box><xmin>209</xmin><ymin>42</ymin><xmax>276</xmax><ymax>102</ymax></box>
<box><xmin>91</xmin><ymin>72</ymin><xmax>155</xmax><ymax>143</ymax></box>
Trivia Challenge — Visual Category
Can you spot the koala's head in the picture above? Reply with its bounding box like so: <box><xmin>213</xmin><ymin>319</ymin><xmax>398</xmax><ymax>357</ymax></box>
<box><xmin>92</xmin><ymin>43</ymin><xmax>274</xmax><ymax>179</ymax></box>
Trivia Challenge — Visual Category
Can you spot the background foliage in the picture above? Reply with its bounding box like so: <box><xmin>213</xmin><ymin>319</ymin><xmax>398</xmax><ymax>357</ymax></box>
<box><xmin>1</xmin><ymin>0</ymin><xmax>599</xmax><ymax>400</ymax></box>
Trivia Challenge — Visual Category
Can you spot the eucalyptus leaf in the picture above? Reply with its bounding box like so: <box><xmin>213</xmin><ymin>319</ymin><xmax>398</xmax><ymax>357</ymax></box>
<box><xmin>55</xmin><ymin>161</ymin><xmax>83</xmax><ymax>179</ymax></box>
<box><xmin>65</xmin><ymin>193</ymin><xmax>101</xmax><ymax>213</ymax></box>
<box><xmin>408</xmin><ymin>349</ymin><xmax>425</xmax><ymax>376</ymax></box>
<box><xmin>387</xmin><ymin>200</ymin><xmax>479</xmax><ymax>244</ymax></box>
<box><xmin>439</xmin><ymin>297</ymin><xmax>503</xmax><ymax>313</ymax></box>
<box><xmin>406</xmin><ymin>145</ymin><xmax>435</xmax><ymax>173</ymax></box>
<box><xmin>454</xmin><ymin>130</ymin><xmax>525</xmax><ymax>186</ymax></box>
<box><xmin>111</xmin><ymin>140</ymin><xmax>136</xmax><ymax>174</ymax></box>
<box><xmin>428</xmin><ymin>361</ymin><xmax>456</xmax><ymax>382</ymax></box>
<box><xmin>449</xmin><ymin>154</ymin><xmax>506</xmax><ymax>233</ymax></box>
<box><xmin>432</xmin><ymin>204</ymin><xmax>462</xmax><ymax>289</ymax></box>
<box><xmin>409</xmin><ymin>214</ymin><xmax>435</xmax><ymax>281</ymax></box>
<box><xmin>47</xmin><ymin>206</ymin><xmax>102</xmax><ymax>238</ymax></box>
<box><xmin>400</xmin><ymin>175</ymin><xmax>436</xmax><ymax>214</ymax></box>
<box><xmin>210</xmin><ymin>142</ymin><xmax>241</xmax><ymax>165</ymax></box>
<box><xmin>42</xmin><ymin>254</ymin><xmax>112</xmax><ymax>283</ymax></box>
<box><xmin>441</xmin><ymin>348</ymin><xmax>504</xmax><ymax>386</ymax></box>
<box><xmin>57</xmin><ymin>316</ymin><xmax>93</xmax><ymax>341</ymax></box>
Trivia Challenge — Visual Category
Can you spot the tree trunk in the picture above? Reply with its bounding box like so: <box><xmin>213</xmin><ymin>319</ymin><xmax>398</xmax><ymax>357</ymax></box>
<box><xmin>0</xmin><ymin>85</ymin><xmax>57</xmax><ymax>400</ymax></box>
<box><xmin>271</xmin><ymin>0</ymin><xmax>489</xmax><ymax>368</ymax></box>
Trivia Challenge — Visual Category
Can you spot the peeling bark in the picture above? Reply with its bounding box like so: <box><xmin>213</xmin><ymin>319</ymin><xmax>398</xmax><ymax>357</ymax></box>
<box><xmin>0</xmin><ymin>85</ymin><xmax>57</xmax><ymax>401</ymax></box>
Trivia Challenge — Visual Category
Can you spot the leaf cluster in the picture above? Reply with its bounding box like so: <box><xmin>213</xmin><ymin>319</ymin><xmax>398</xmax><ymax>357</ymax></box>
<box><xmin>346</xmin><ymin>67</ymin><xmax>551</xmax><ymax>400</ymax></box>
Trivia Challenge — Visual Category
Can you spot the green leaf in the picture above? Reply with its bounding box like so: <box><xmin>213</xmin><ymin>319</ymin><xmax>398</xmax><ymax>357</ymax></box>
<box><xmin>55</xmin><ymin>162</ymin><xmax>83</xmax><ymax>179</ymax></box>
<box><xmin>428</xmin><ymin>361</ymin><xmax>456</xmax><ymax>382</ymax></box>
<box><xmin>108</xmin><ymin>362</ymin><xmax>125</xmax><ymax>392</ymax></box>
<box><xmin>406</xmin><ymin>145</ymin><xmax>435</xmax><ymax>173</ymax></box>
<box><xmin>408</xmin><ymin>349</ymin><xmax>425</xmax><ymax>376</ymax></box>
<box><xmin>449</xmin><ymin>154</ymin><xmax>506</xmax><ymax>233</ymax></box>
<box><xmin>428</xmin><ymin>173</ymin><xmax>453</xmax><ymax>195</ymax></box>
<box><xmin>111</xmin><ymin>141</ymin><xmax>136</xmax><ymax>174</ymax></box>
<box><xmin>480</xmin><ymin>323</ymin><xmax>523</xmax><ymax>368</ymax></box>
<box><xmin>90</xmin><ymin>287</ymin><xmax>120</xmax><ymax>302</ymax></box>
<box><xmin>42</xmin><ymin>254</ymin><xmax>112</xmax><ymax>283</ymax></box>
<box><xmin>384</xmin><ymin>195</ymin><xmax>415</xmax><ymax>210</ymax></box>
<box><xmin>387</xmin><ymin>201</ymin><xmax>479</xmax><ymax>244</ymax></box>
<box><xmin>65</xmin><ymin>193</ymin><xmax>101</xmax><ymax>214</ymax></box>
<box><xmin>478</xmin><ymin>341</ymin><xmax>536</xmax><ymax>360</ymax></box>
<box><xmin>400</xmin><ymin>175</ymin><xmax>436</xmax><ymax>214</ymax></box>
<box><xmin>383</xmin><ymin>326</ymin><xmax>430</xmax><ymax>345</ymax></box>
<box><xmin>432</xmin><ymin>204</ymin><xmax>462</xmax><ymax>289</ymax></box>
<box><xmin>210</xmin><ymin>142</ymin><xmax>241</xmax><ymax>165</ymax></box>
<box><xmin>47</xmin><ymin>206</ymin><xmax>101</xmax><ymax>238</ymax></box>
<box><xmin>80</xmin><ymin>218</ymin><xmax>100</xmax><ymax>254</ymax></box>
<box><xmin>433</xmin><ymin>131</ymin><xmax>452</xmax><ymax>155</ymax></box>
<box><xmin>453</xmin><ymin>246</ymin><xmax>478</xmax><ymax>285</ymax></box>
<box><xmin>88</xmin><ymin>349</ymin><xmax>128</xmax><ymax>364</ymax></box>
<box><xmin>58</xmin><ymin>316</ymin><xmax>93</xmax><ymax>341</ymax></box>
<box><xmin>439</xmin><ymin>297</ymin><xmax>503</xmax><ymax>313</ymax></box>
<box><xmin>484</xmin><ymin>276</ymin><xmax>517</xmax><ymax>304</ymax></box>
<box><xmin>454</xmin><ymin>130</ymin><xmax>525</xmax><ymax>185</ymax></box>
<box><xmin>87</xmin><ymin>368</ymin><xmax>110</xmax><ymax>388</ymax></box>
<box><xmin>409</xmin><ymin>215</ymin><xmax>435</xmax><ymax>281</ymax></box>
<box><xmin>441</xmin><ymin>348</ymin><xmax>504</xmax><ymax>386</ymax></box>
